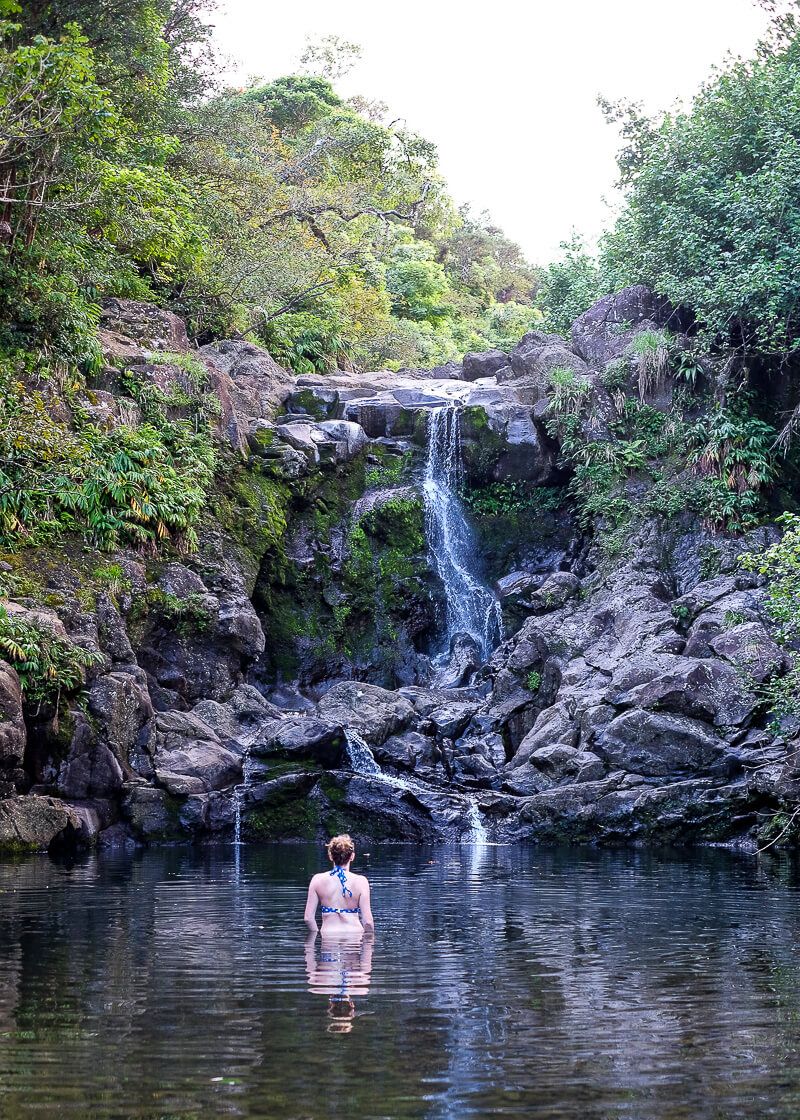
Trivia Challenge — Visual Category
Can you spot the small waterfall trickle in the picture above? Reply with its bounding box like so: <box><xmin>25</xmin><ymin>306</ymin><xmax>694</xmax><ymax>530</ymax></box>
<box><xmin>233</xmin><ymin>746</ymin><xmax>255</xmax><ymax>847</ymax></box>
<box><xmin>344</xmin><ymin>729</ymin><xmax>488</xmax><ymax>844</ymax></box>
<box><xmin>464</xmin><ymin>799</ymin><xmax>488</xmax><ymax>847</ymax></box>
<box><xmin>344</xmin><ymin>729</ymin><xmax>383</xmax><ymax>777</ymax></box>
<box><xmin>423</xmin><ymin>405</ymin><xmax>503</xmax><ymax>661</ymax></box>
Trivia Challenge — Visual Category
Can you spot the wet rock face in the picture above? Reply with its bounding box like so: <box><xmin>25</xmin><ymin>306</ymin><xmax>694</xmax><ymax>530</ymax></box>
<box><xmin>3</xmin><ymin>288</ymin><xmax>799</xmax><ymax>852</ymax></box>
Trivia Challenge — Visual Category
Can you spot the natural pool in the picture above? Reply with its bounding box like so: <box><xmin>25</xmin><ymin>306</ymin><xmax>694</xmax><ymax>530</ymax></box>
<box><xmin>0</xmin><ymin>844</ymin><xmax>799</xmax><ymax>1119</ymax></box>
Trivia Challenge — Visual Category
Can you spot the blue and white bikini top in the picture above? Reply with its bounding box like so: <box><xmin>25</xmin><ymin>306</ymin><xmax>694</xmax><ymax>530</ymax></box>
<box><xmin>321</xmin><ymin>865</ymin><xmax>360</xmax><ymax>915</ymax></box>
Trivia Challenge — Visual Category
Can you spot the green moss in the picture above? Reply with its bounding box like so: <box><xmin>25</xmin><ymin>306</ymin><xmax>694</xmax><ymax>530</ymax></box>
<box><xmin>289</xmin><ymin>388</ymin><xmax>329</xmax><ymax>420</ymax></box>
<box><xmin>244</xmin><ymin>797</ymin><xmax>320</xmax><ymax>840</ymax></box>
<box><xmin>460</xmin><ymin>407</ymin><xmax>507</xmax><ymax>484</ymax></box>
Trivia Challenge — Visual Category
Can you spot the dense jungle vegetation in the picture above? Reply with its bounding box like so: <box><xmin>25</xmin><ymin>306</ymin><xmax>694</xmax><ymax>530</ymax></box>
<box><xmin>2</xmin><ymin>0</ymin><xmax>800</xmax><ymax>719</ymax></box>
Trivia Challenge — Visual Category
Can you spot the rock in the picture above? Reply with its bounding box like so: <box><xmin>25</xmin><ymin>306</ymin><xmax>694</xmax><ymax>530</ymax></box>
<box><xmin>598</xmin><ymin>709</ymin><xmax>730</xmax><ymax>777</ymax></box>
<box><xmin>509</xmin><ymin>703</ymin><xmax>578</xmax><ymax>768</ymax></box>
<box><xmin>100</xmin><ymin>298</ymin><xmax>190</xmax><ymax>355</ymax></box>
<box><xmin>0</xmin><ymin>662</ymin><xmax>25</xmax><ymax>778</ymax></box>
<box><xmin>435</xmin><ymin>633</ymin><xmax>482</xmax><ymax>689</ymax></box>
<box><xmin>607</xmin><ymin>653</ymin><xmax>756</xmax><ymax>726</ymax></box>
<box><xmin>507</xmin><ymin>332</ymin><xmax>590</xmax><ymax>391</ymax></box>
<box><xmin>217</xmin><ymin>593</ymin><xmax>265</xmax><ymax>657</ymax></box>
<box><xmin>149</xmin><ymin>711</ymin><xmax>241</xmax><ymax>795</ymax></box>
<box><xmin>375</xmin><ymin>731</ymin><xmax>431</xmax><ymax>770</ymax></box>
<box><xmin>429</xmin><ymin>702</ymin><xmax>476</xmax><ymax>739</ymax></box>
<box><xmin>462</xmin><ymin>349</ymin><xmax>508</xmax><ymax>381</ymax></box>
<box><xmin>200</xmin><ymin>339</ymin><xmax>293</xmax><ymax>423</ymax></box>
<box><xmin>570</xmin><ymin>286</ymin><xmax>665</xmax><ymax>368</ymax></box>
<box><xmin>192</xmin><ymin>685</ymin><xmax>282</xmax><ymax>747</ymax></box>
<box><xmin>528</xmin><ymin>571</ymin><xmax>580</xmax><ymax>613</ymax></box>
<box><xmin>317</xmin><ymin>681</ymin><xmax>415</xmax><ymax>745</ymax></box>
<box><xmin>496</xmin><ymin>571</ymin><xmax>538</xmax><ymax>600</ymax></box>
<box><xmin>87</xmin><ymin>669</ymin><xmax>154</xmax><ymax>766</ymax></box>
<box><xmin>121</xmin><ymin>784</ymin><xmax>185</xmax><ymax>841</ymax></box>
<box><xmin>0</xmin><ymin>794</ymin><xmax>79</xmax><ymax>852</ymax></box>
<box><xmin>710</xmin><ymin>622</ymin><xmax>790</xmax><ymax>684</ymax></box>
<box><xmin>57</xmin><ymin>715</ymin><xmax>125</xmax><ymax>799</ymax></box>
<box><xmin>527</xmin><ymin>744</ymin><xmax>606</xmax><ymax>785</ymax></box>
<box><xmin>317</xmin><ymin>420</ymin><xmax>369</xmax><ymax>461</ymax></box>
<box><xmin>96</xmin><ymin>593</ymin><xmax>136</xmax><ymax>663</ymax></box>
<box><xmin>253</xmin><ymin>718</ymin><xmax>345</xmax><ymax>767</ymax></box>
<box><xmin>275</xmin><ymin>421</ymin><xmax>340</xmax><ymax>465</ymax></box>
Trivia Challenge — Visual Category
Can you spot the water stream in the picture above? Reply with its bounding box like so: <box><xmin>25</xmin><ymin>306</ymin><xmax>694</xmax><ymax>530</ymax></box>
<box><xmin>422</xmin><ymin>405</ymin><xmax>503</xmax><ymax>660</ymax></box>
<box><xmin>344</xmin><ymin>729</ymin><xmax>487</xmax><ymax>845</ymax></box>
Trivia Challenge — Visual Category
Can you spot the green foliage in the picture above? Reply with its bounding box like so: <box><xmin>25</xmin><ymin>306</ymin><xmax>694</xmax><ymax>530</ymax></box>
<box><xmin>0</xmin><ymin>361</ymin><xmax>215</xmax><ymax>551</ymax></box>
<box><xmin>627</xmin><ymin>330</ymin><xmax>673</xmax><ymax>400</ymax></box>
<box><xmin>463</xmin><ymin>483</ymin><xmax>562</xmax><ymax>520</ymax></box>
<box><xmin>546</xmin><ymin>367</ymin><xmax>593</xmax><ymax>417</ymax></box>
<box><xmin>526</xmin><ymin>670</ymin><xmax>541</xmax><ymax>693</ymax></box>
<box><xmin>600</xmin><ymin>11</ymin><xmax>800</xmax><ymax>357</ymax></box>
<box><xmin>142</xmin><ymin>587</ymin><xmax>213</xmax><ymax>635</ymax></box>
<box><xmin>742</xmin><ymin>513</ymin><xmax>800</xmax><ymax>719</ymax></box>
<box><xmin>686</xmin><ymin>403</ymin><xmax>776</xmax><ymax>530</ymax></box>
<box><xmin>537</xmin><ymin>234</ymin><xmax>605</xmax><ymax>336</ymax></box>
<box><xmin>0</xmin><ymin>602</ymin><xmax>101</xmax><ymax>704</ymax></box>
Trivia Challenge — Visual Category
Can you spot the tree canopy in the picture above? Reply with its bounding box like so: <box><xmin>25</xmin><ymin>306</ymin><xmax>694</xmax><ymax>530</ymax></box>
<box><xmin>0</xmin><ymin>2</ymin><xmax>540</xmax><ymax>375</ymax></box>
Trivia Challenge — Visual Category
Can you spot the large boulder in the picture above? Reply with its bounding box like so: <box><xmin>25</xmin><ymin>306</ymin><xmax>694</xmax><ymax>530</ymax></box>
<box><xmin>570</xmin><ymin>286</ymin><xmax>665</xmax><ymax>369</ymax></box>
<box><xmin>0</xmin><ymin>794</ymin><xmax>79</xmax><ymax>852</ymax></box>
<box><xmin>606</xmin><ymin>653</ymin><xmax>756</xmax><ymax>726</ymax></box>
<box><xmin>200</xmin><ymin>339</ymin><xmax>294</xmax><ymax>423</ymax></box>
<box><xmin>710</xmin><ymin>622</ymin><xmax>790</xmax><ymax>684</ymax></box>
<box><xmin>507</xmin><ymin>332</ymin><xmax>590</xmax><ymax>388</ymax></box>
<box><xmin>149</xmin><ymin>711</ymin><xmax>241</xmax><ymax>795</ymax></box>
<box><xmin>100</xmin><ymin>298</ymin><xmax>190</xmax><ymax>355</ymax></box>
<box><xmin>317</xmin><ymin>681</ymin><xmax>415</xmax><ymax>745</ymax></box>
<box><xmin>462</xmin><ymin>349</ymin><xmax>508</xmax><ymax>381</ymax></box>
<box><xmin>252</xmin><ymin>718</ymin><xmax>345</xmax><ymax>767</ymax></box>
<box><xmin>598</xmin><ymin>709</ymin><xmax>730</xmax><ymax>777</ymax></box>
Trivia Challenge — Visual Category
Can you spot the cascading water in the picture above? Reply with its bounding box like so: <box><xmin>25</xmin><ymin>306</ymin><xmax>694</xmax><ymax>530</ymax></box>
<box><xmin>344</xmin><ymin>729</ymin><xmax>488</xmax><ymax>844</ymax></box>
<box><xmin>233</xmin><ymin>746</ymin><xmax>255</xmax><ymax>847</ymax></box>
<box><xmin>423</xmin><ymin>405</ymin><xmax>503</xmax><ymax>661</ymax></box>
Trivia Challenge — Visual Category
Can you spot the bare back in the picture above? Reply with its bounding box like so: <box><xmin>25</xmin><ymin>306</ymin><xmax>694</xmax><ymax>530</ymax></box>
<box><xmin>305</xmin><ymin>865</ymin><xmax>374</xmax><ymax>933</ymax></box>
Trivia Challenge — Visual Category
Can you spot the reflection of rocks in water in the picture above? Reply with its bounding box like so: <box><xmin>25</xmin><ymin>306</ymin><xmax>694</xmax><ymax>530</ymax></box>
<box><xmin>1</xmin><ymin>846</ymin><xmax>800</xmax><ymax>1116</ymax></box>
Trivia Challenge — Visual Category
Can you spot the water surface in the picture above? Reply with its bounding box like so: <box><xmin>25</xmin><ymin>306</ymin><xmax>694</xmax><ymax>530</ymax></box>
<box><xmin>1</xmin><ymin>844</ymin><xmax>799</xmax><ymax>1119</ymax></box>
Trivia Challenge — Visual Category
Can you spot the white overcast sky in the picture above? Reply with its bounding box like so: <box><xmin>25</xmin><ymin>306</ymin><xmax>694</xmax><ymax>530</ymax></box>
<box><xmin>212</xmin><ymin>0</ymin><xmax>771</xmax><ymax>264</ymax></box>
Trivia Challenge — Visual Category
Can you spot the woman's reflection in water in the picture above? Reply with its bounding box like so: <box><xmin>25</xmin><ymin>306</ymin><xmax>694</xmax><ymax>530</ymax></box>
<box><xmin>305</xmin><ymin>931</ymin><xmax>374</xmax><ymax>1034</ymax></box>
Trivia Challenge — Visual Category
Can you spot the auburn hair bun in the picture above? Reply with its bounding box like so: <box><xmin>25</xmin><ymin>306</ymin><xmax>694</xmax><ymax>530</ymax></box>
<box><xmin>326</xmin><ymin>833</ymin><xmax>355</xmax><ymax>865</ymax></box>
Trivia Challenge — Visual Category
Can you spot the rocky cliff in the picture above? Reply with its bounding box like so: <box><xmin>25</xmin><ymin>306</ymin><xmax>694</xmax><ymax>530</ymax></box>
<box><xmin>1</xmin><ymin>288</ymin><xmax>798</xmax><ymax>853</ymax></box>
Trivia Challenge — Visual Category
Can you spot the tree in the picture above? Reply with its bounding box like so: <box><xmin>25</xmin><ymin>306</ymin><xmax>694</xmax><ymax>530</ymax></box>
<box><xmin>600</xmin><ymin>5</ymin><xmax>800</xmax><ymax>358</ymax></box>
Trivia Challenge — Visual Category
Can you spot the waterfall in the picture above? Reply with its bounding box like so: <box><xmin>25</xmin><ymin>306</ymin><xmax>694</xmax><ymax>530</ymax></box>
<box><xmin>344</xmin><ymin>729</ymin><xmax>383</xmax><ymax>777</ymax></box>
<box><xmin>344</xmin><ymin>729</ymin><xmax>488</xmax><ymax>844</ymax></box>
<box><xmin>464</xmin><ymin>799</ymin><xmax>488</xmax><ymax>846</ymax></box>
<box><xmin>233</xmin><ymin>746</ymin><xmax>255</xmax><ymax>846</ymax></box>
<box><xmin>422</xmin><ymin>406</ymin><xmax>503</xmax><ymax>661</ymax></box>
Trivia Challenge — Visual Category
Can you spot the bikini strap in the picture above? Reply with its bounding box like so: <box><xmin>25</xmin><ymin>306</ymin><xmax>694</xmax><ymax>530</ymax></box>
<box><xmin>330</xmin><ymin>865</ymin><xmax>353</xmax><ymax>899</ymax></box>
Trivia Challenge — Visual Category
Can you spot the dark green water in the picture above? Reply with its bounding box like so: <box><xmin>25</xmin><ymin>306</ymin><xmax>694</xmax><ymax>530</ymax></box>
<box><xmin>1</xmin><ymin>844</ymin><xmax>799</xmax><ymax>1119</ymax></box>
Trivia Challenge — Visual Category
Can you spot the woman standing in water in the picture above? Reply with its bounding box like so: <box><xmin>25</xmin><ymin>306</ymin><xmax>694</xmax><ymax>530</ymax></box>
<box><xmin>304</xmin><ymin>834</ymin><xmax>374</xmax><ymax>935</ymax></box>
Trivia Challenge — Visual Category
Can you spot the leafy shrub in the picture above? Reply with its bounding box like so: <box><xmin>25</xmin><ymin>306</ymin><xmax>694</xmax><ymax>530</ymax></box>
<box><xmin>463</xmin><ymin>484</ymin><xmax>563</xmax><ymax>520</ymax></box>
<box><xmin>628</xmin><ymin>330</ymin><xmax>672</xmax><ymax>400</ymax></box>
<box><xmin>546</xmin><ymin>367</ymin><xmax>593</xmax><ymax>417</ymax></box>
<box><xmin>526</xmin><ymin>670</ymin><xmax>541</xmax><ymax>693</ymax></box>
<box><xmin>0</xmin><ymin>604</ymin><xmax>102</xmax><ymax>706</ymax></box>
<box><xmin>0</xmin><ymin>362</ymin><xmax>216</xmax><ymax>551</ymax></box>
<box><xmin>686</xmin><ymin>403</ymin><xmax>776</xmax><ymax>530</ymax></box>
